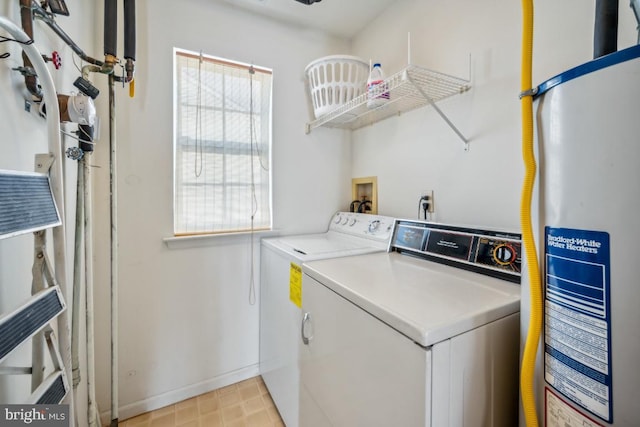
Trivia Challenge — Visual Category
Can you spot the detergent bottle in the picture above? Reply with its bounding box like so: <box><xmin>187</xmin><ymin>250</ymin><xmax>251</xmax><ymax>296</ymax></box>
<box><xmin>366</xmin><ymin>63</ymin><xmax>390</xmax><ymax>108</ymax></box>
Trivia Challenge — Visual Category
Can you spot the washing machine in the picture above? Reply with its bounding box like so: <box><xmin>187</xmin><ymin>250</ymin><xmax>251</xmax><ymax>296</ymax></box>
<box><xmin>299</xmin><ymin>219</ymin><xmax>523</xmax><ymax>426</ymax></box>
<box><xmin>259</xmin><ymin>211</ymin><xmax>395</xmax><ymax>427</ymax></box>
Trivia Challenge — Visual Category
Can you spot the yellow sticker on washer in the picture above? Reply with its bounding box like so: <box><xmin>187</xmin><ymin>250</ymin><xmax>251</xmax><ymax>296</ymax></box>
<box><xmin>289</xmin><ymin>262</ymin><xmax>302</xmax><ymax>308</ymax></box>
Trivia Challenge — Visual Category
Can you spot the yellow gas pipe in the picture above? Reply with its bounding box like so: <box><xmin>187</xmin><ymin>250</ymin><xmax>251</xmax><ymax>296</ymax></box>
<box><xmin>519</xmin><ymin>0</ymin><xmax>542</xmax><ymax>426</ymax></box>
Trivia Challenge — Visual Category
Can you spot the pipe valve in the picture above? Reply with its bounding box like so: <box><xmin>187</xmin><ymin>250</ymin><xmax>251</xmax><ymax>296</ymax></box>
<box><xmin>65</xmin><ymin>146</ymin><xmax>84</xmax><ymax>161</ymax></box>
<box><xmin>43</xmin><ymin>51</ymin><xmax>62</xmax><ymax>69</ymax></box>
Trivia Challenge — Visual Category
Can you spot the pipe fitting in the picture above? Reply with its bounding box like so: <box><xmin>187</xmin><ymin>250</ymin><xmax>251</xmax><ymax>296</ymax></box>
<box><xmin>104</xmin><ymin>54</ymin><xmax>117</xmax><ymax>66</ymax></box>
<box><xmin>102</xmin><ymin>54</ymin><xmax>118</xmax><ymax>73</ymax></box>
<box><xmin>124</xmin><ymin>58</ymin><xmax>135</xmax><ymax>82</ymax></box>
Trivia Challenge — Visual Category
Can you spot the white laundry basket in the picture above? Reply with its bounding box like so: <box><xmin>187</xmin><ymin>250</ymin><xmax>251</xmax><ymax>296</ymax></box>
<box><xmin>305</xmin><ymin>55</ymin><xmax>369</xmax><ymax>118</ymax></box>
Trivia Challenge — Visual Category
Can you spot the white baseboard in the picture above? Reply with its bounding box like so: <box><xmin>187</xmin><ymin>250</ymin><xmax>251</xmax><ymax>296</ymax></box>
<box><xmin>99</xmin><ymin>364</ymin><xmax>260</xmax><ymax>424</ymax></box>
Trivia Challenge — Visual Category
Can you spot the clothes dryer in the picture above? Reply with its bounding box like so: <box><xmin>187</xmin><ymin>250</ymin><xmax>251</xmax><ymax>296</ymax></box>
<box><xmin>299</xmin><ymin>220</ymin><xmax>522</xmax><ymax>426</ymax></box>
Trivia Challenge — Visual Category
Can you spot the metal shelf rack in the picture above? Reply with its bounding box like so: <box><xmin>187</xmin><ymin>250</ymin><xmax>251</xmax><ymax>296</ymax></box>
<box><xmin>305</xmin><ymin>64</ymin><xmax>472</xmax><ymax>149</ymax></box>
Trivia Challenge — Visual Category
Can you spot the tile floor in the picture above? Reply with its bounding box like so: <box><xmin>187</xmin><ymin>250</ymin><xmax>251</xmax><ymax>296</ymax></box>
<box><xmin>120</xmin><ymin>376</ymin><xmax>285</xmax><ymax>427</ymax></box>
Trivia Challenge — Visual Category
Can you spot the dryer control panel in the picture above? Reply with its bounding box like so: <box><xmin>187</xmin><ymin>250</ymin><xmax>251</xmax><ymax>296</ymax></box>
<box><xmin>329</xmin><ymin>212</ymin><xmax>396</xmax><ymax>242</ymax></box>
<box><xmin>390</xmin><ymin>219</ymin><xmax>522</xmax><ymax>283</ymax></box>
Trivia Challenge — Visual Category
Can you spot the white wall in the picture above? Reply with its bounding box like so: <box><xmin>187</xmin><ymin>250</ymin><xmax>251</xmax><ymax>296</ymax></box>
<box><xmin>3</xmin><ymin>0</ymin><xmax>639</xmax><ymax>423</ymax></box>
<box><xmin>0</xmin><ymin>0</ymin><xmax>96</xmax><ymax>423</ymax></box>
<box><xmin>350</xmin><ymin>4</ymin><xmax>637</xmax><ymax>425</ymax></box>
<box><xmin>350</xmin><ymin>0</ymin><xmax>638</xmax><ymax>230</ymax></box>
<box><xmin>89</xmin><ymin>0</ymin><xmax>352</xmax><ymax>420</ymax></box>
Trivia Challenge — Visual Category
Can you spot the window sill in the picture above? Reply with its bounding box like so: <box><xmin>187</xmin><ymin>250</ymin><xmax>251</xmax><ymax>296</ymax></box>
<box><xmin>163</xmin><ymin>229</ymin><xmax>280</xmax><ymax>250</ymax></box>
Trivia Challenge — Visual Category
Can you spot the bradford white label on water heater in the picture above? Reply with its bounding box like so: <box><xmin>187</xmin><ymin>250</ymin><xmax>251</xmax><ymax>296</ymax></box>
<box><xmin>544</xmin><ymin>227</ymin><xmax>612</xmax><ymax>422</ymax></box>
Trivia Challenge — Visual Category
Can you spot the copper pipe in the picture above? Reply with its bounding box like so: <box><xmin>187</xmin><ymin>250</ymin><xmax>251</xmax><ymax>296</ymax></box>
<box><xmin>20</xmin><ymin>0</ymin><xmax>42</xmax><ymax>97</ymax></box>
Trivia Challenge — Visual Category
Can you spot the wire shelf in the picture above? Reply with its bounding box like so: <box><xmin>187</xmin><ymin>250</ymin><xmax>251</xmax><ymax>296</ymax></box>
<box><xmin>305</xmin><ymin>64</ymin><xmax>471</xmax><ymax>139</ymax></box>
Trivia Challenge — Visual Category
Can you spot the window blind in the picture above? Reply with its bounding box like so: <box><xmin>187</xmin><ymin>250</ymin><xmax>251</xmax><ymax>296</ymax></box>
<box><xmin>174</xmin><ymin>49</ymin><xmax>272</xmax><ymax>235</ymax></box>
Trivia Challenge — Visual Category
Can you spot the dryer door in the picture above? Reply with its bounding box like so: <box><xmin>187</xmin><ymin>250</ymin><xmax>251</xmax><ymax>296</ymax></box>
<box><xmin>299</xmin><ymin>274</ymin><xmax>431</xmax><ymax>427</ymax></box>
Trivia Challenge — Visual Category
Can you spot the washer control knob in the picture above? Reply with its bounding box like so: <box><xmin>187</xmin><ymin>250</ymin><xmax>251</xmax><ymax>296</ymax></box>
<box><xmin>349</xmin><ymin>218</ymin><xmax>357</xmax><ymax>226</ymax></box>
<box><xmin>334</xmin><ymin>214</ymin><xmax>342</xmax><ymax>224</ymax></box>
<box><xmin>341</xmin><ymin>217</ymin><xmax>349</xmax><ymax>225</ymax></box>
<box><xmin>368</xmin><ymin>220</ymin><xmax>380</xmax><ymax>233</ymax></box>
<box><xmin>493</xmin><ymin>243</ymin><xmax>516</xmax><ymax>265</ymax></box>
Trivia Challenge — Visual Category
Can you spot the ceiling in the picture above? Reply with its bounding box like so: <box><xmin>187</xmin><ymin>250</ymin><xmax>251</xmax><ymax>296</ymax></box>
<box><xmin>222</xmin><ymin>0</ymin><xmax>398</xmax><ymax>39</ymax></box>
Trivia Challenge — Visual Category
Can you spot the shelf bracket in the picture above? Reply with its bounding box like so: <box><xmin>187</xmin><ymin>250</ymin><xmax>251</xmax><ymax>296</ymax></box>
<box><xmin>405</xmin><ymin>74</ymin><xmax>470</xmax><ymax>151</ymax></box>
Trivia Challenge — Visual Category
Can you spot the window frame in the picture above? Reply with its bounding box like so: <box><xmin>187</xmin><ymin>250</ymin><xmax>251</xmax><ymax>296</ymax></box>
<box><xmin>172</xmin><ymin>48</ymin><xmax>273</xmax><ymax>236</ymax></box>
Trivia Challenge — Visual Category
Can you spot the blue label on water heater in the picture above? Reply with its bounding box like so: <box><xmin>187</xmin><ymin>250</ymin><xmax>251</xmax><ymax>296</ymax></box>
<box><xmin>544</xmin><ymin>227</ymin><xmax>612</xmax><ymax>423</ymax></box>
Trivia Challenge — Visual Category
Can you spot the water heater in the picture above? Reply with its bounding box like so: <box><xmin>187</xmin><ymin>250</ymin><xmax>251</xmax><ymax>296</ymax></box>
<box><xmin>521</xmin><ymin>44</ymin><xmax>640</xmax><ymax>426</ymax></box>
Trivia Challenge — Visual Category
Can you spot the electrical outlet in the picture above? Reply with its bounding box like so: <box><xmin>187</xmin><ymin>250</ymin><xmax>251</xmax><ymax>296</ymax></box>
<box><xmin>422</xmin><ymin>190</ymin><xmax>435</xmax><ymax>213</ymax></box>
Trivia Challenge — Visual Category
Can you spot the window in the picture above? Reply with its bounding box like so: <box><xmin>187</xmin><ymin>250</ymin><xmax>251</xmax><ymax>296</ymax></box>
<box><xmin>173</xmin><ymin>49</ymin><xmax>272</xmax><ymax>235</ymax></box>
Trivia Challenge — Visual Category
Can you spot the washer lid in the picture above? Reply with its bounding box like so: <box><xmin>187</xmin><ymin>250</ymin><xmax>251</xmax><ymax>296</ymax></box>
<box><xmin>303</xmin><ymin>252</ymin><xmax>520</xmax><ymax>347</ymax></box>
<box><xmin>279</xmin><ymin>233</ymin><xmax>377</xmax><ymax>254</ymax></box>
<box><xmin>263</xmin><ymin>231</ymin><xmax>387</xmax><ymax>262</ymax></box>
